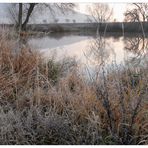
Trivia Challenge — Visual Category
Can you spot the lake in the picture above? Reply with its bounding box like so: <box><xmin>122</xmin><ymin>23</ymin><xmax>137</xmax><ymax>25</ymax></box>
<box><xmin>22</xmin><ymin>32</ymin><xmax>148</xmax><ymax>76</ymax></box>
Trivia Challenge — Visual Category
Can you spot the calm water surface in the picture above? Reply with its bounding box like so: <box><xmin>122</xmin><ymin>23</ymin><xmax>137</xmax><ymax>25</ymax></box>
<box><xmin>26</xmin><ymin>33</ymin><xmax>148</xmax><ymax>74</ymax></box>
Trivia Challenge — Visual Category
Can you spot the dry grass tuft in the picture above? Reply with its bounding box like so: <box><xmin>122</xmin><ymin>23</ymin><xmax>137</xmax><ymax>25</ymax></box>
<box><xmin>0</xmin><ymin>32</ymin><xmax>148</xmax><ymax>145</ymax></box>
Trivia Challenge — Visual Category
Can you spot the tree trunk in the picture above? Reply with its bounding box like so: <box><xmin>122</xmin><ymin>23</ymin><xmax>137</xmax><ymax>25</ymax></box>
<box><xmin>22</xmin><ymin>3</ymin><xmax>36</xmax><ymax>30</ymax></box>
<box><xmin>18</xmin><ymin>3</ymin><xmax>22</xmax><ymax>31</ymax></box>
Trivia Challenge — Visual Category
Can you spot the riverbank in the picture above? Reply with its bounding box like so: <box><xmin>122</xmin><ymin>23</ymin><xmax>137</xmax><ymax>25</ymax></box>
<box><xmin>0</xmin><ymin>33</ymin><xmax>148</xmax><ymax>145</ymax></box>
<box><xmin>1</xmin><ymin>22</ymin><xmax>148</xmax><ymax>33</ymax></box>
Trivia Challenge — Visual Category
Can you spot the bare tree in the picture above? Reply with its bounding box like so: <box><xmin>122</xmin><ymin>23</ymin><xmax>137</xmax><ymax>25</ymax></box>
<box><xmin>73</xmin><ymin>19</ymin><xmax>76</xmax><ymax>23</ymax></box>
<box><xmin>7</xmin><ymin>3</ymin><xmax>19</xmax><ymax>24</ymax></box>
<box><xmin>54</xmin><ymin>18</ymin><xmax>59</xmax><ymax>23</ymax></box>
<box><xmin>43</xmin><ymin>19</ymin><xmax>47</xmax><ymax>23</ymax></box>
<box><xmin>86</xmin><ymin>16</ymin><xmax>93</xmax><ymax>23</ymax></box>
<box><xmin>7</xmin><ymin>3</ymin><xmax>37</xmax><ymax>30</ymax></box>
<box><xmin>87</xmin><ymin>3</ymin><xmax>113</xmax><ymax>35</ymax></box>
<box><xmin>7</xmin><ymin>3</ymin><xmax>76</xmax><ymax>30</ymax></box>
<box><xmin>18</xmin><ymin>3</ymin><xmax>22</xmax><ymax>32</ymax></box>
<box><xmin>22</xmin><ymin>3</ymin><xmax>36</xmax><ymax>30</ymax></box>
<box><xmin>124</xmin><ymin>3</ymin><xmax>148</xmax><ymax>22</ymax></box>
<box><xmin>65</xmin><ymin>19</ymin><xmax>70</xmax><ymax>23</ymax></box>
<box><xmin>87</xmin><ymin>3</ymin><xmax>113</xmax><ymax>23</ymax></box>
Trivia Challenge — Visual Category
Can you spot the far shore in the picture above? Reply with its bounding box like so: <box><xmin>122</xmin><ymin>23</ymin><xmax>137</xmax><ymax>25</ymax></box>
<box><xmin>1</xmin><ymin>22</ymin><xmax>148</xmax><ymax>33</ymax></box>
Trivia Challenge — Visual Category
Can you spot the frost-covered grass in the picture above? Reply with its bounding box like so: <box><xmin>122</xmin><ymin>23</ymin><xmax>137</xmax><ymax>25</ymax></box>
<box><xmin>0</xmin><ymin>32</ymin><xmax>148</xmax><ymax>145</ymax></box>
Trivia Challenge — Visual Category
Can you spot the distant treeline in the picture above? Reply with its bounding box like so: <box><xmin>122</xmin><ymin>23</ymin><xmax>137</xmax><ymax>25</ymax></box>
<box><xmin>1</xmin><ymin>22</ymin><xmax>148</xmax><ymax>33</ymax></box>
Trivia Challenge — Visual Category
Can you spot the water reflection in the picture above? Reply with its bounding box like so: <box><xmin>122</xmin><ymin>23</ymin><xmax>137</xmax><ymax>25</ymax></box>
<box><xmin>85</xmin><ymin>35</ymin><xmax>116</xmax><ymax>67</ymax></box>
<box><xmin>28</xmin><ymin>35</ymin><xmax>90</xmax><ymax>49</ymax></box>
<box><xmin>124</xmin><ymin>35</ymin><xmax>148</xmax><ymax>68</ymax></box>
<box><xmin>26</xmin><ymin>33</ymin><xmax>148</xmax><ymax>71</ymax></box>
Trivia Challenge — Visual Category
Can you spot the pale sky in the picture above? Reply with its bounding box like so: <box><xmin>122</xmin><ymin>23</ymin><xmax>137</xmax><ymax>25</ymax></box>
<box><xmin>110</xmin><ymin>3</ymin><xmax>127</xmax><ymax>21</ymax></box>
<box><xmin>0</xmin><ymin>3</ymin><xmax>128</xmax><ymax>23</ymax></box>
<box><xmin>76</xmin><ymin>3</ymin><xmax>127</xmax><ymax>22</ymax></box>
